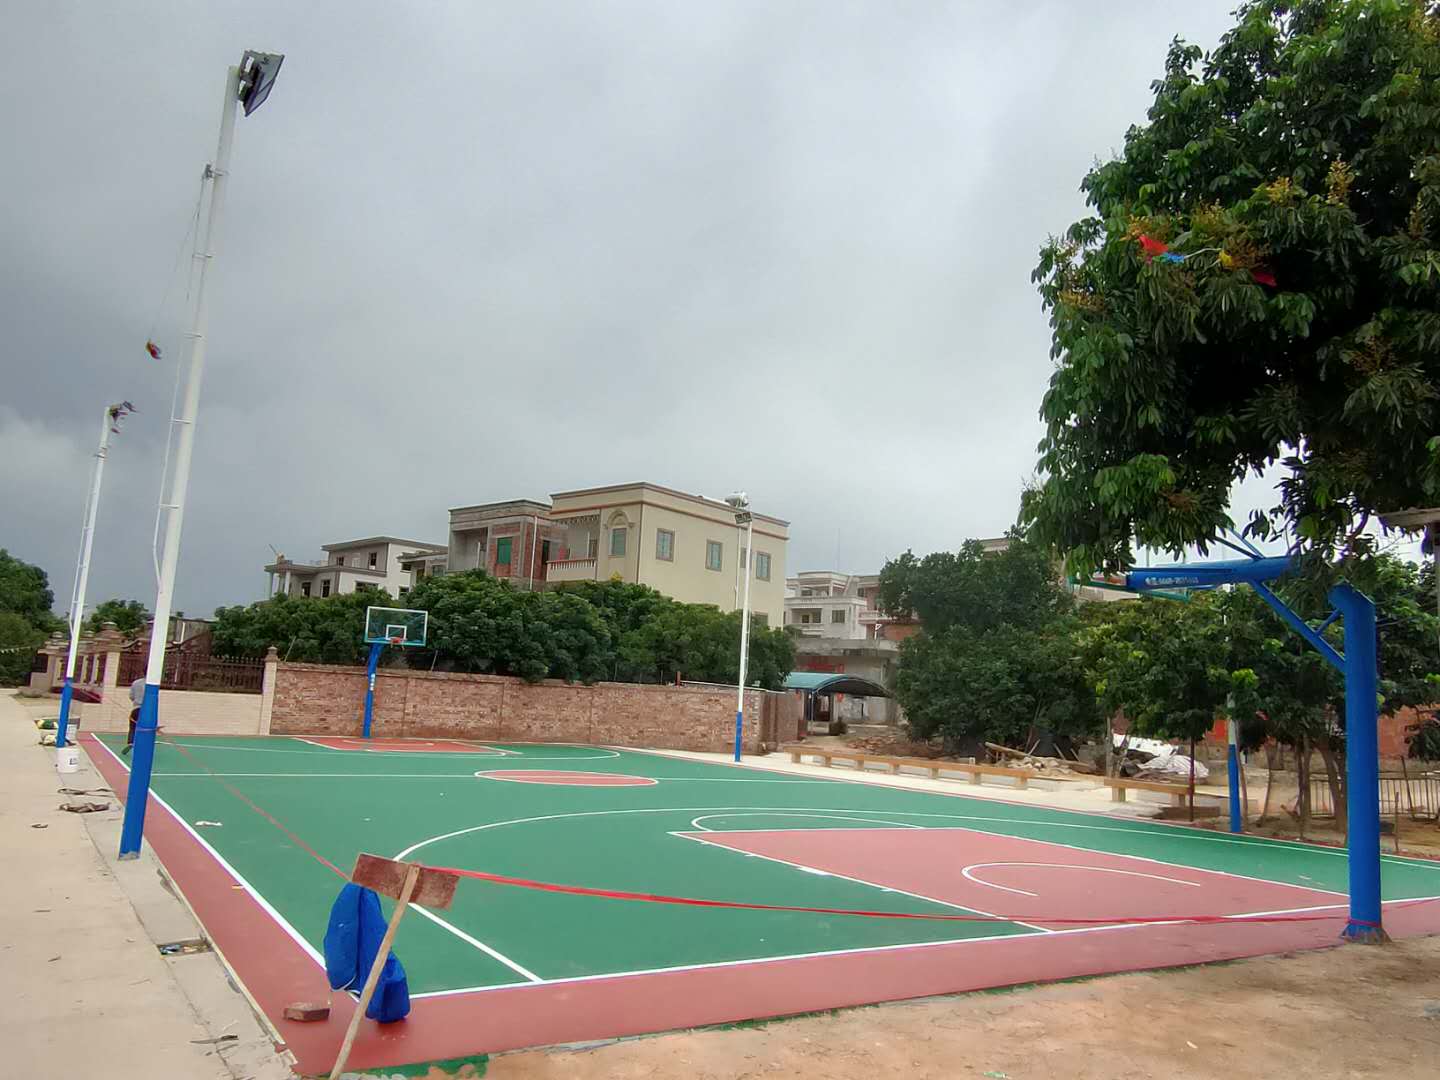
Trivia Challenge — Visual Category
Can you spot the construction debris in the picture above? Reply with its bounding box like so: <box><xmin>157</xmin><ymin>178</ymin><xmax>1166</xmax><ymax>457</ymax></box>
<box><xmin>985</xmin><ymin>742</ymin><xmax>1098</xmax><ymax>775</ymax></box>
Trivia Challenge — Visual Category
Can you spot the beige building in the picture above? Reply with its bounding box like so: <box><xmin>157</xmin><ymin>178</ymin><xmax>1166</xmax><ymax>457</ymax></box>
<box><xmin>545</xmin><ymin>483</ymin><xmax>789</xmax><ymax>625</ymax></box>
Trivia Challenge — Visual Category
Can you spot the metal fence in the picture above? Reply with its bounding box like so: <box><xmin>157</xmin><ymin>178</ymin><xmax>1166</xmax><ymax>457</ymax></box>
<box><xmin>1309</xmin><ymin>768</ymin><xmax>1440</xmax><ymax>822</ymax></box>
<box><xmin>116</xmin><ymin>650</ymin><xmax>264</xmax><ymax>693</ymax></box>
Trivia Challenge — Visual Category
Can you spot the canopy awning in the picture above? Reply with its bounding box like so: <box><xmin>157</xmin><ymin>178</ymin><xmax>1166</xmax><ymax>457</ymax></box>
<box><xmin>782</xmin><ymin>671</ymin><xmax>889</xmax><ymax>697</ymax></box>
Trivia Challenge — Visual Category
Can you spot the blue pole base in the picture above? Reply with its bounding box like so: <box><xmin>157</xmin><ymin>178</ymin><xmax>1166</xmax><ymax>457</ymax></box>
<box><xmin>1226</xmin><ymin>744</ymin><xmax>1242</xmax><ymax>834</ymax></box>
<box><xmin>1341</xmin><ymin>920</ymin><xmax>1390</xmax><ymax>945</ymax></box>
<box><xmin>363</xmin><ymin>642</ymin><xmax>383</xmax><ymax>739</ymax></box>
<box><xmin>56</xmin><ymin>678</ymin><xmax>74</xmax><ymax>749</ymax></box>
<box><xmin>732</xmin><ymin>709</ymin><xmax>744</xmax><ymax>762</ymax></box>
<box><xmin>118</xmin><ymin>683</ymin><xmax>162</xmax><ymax>859</ymax></box>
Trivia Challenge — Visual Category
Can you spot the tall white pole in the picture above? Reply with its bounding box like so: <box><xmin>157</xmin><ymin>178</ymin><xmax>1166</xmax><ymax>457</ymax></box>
<box><xmin>120</xmin><ymin>65</ymin><xmax>241</xmax><ymax>858</ymax></box>
<box><xmin>55</xmin><ymin>406</ymin><xmax>118</xmax><ymax>749</ymax></box>
<box><xmin>733</xmin><ymin>515</ymin><xmax>754</xmax><ymax>762</ymax></box>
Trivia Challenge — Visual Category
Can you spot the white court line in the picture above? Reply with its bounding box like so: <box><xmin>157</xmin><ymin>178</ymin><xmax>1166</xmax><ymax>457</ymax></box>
<box><xmin>673</xmin><ymin>830</ymin><xmax>1055</xmax><ymax>934</ymax></box>
<box><xmin>961</xmin><ymin>862</ymin><xmax>1205</xmax><ymax>899</ymax></box>
<box><xmin>91</xmin><ymin>737</ymin><xmax>326</xmax><ymax>968</ymax></box>
<box><xmin>151</xmin><ymin>772</ymin><xmax>495</xmax><ymax>778</ymax></box>
<box><xmin>409</xmin><ymin>905</ymin><xmax>543</xmax><ymax>983</ymax></box>
<box><xmin>291</xmin><ymin>736</ymin><xmax>514</xmax><ymax>757</ymax></box>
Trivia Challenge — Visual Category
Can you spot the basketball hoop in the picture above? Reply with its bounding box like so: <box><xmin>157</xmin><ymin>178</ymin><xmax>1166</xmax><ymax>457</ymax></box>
<box><xmin>388</xmin><ymin>637</ymin><xmax>403</xmax><ymax>646</ymax></box>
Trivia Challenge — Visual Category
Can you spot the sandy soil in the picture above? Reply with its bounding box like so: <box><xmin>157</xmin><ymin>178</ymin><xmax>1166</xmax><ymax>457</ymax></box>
<box><xmin>488</xmin><ymin>935</ymin><xmax>1440</xmax><ymax>1080</ymax></box>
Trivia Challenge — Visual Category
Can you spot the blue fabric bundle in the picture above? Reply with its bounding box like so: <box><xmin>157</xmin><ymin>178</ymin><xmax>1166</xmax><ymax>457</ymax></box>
<box><xmin>323</xmin><ymin>883</ymin><xmax>410</xmax><ymax>1023</ymax></box>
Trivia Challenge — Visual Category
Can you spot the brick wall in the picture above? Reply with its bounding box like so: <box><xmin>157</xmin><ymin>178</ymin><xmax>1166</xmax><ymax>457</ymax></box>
<box><xmin>269</xmin><ymin>663</ymin><xmax>799</xmax><ymax>752</ymax></box>
<box><xmin>74</xmin><ymin>689</ymin><xmax>264</xmax><ymax>736</ymax></box>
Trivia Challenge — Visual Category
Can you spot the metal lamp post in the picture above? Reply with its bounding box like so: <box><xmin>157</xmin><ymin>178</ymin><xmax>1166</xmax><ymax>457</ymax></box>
<box><xmin>119</xmin><ymin>50</ymin><xmax>285</xmax><ymax>859</ymax></box>
<box><xmin>726</xmin><ymin>493</ymin><xmax>754</xmax><ymax>762</ymax></box>
<box><xmin>56</xmin><ymin>401</ymin><xmax>135</xmax><ymax>750</ymax></box>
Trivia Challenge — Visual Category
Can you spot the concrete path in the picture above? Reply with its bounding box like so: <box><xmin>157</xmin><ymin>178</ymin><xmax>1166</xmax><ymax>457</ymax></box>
<box><xmin>1</xmin><ymin>691</ymin><xmax>290</xmax><ymax>1079</ymax></box>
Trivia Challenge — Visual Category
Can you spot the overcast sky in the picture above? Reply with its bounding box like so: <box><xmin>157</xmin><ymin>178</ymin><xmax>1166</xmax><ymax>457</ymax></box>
<box><xmin>3</xmin><ymin>1</ymin><xmax>1266</xmax><ymax>618</ymax></box>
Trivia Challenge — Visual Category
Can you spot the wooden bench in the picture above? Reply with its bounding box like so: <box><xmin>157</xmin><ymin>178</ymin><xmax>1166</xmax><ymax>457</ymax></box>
<box><xmin>1102</xmin><ymin>776</ymin><xmax>1196</xmax><ymax>806</ymax></box>
<box><xmin>782</xmin><ymin>744</ymin><xmax>1038</xmax><ymax>789</ymax></box>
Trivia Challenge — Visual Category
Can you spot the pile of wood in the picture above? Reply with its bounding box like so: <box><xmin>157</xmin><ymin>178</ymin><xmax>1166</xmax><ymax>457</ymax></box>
<box><xmin>985</xmin><ymin>742</ymin><xmax>1099</xmax><ymax>776</ymax></box>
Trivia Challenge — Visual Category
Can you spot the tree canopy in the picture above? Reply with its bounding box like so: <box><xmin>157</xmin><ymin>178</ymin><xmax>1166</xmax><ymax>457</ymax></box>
<box><xmin>1024</xmin><ymin>0</ymin><xmax>1440</xmax><ymax>575</ymax></box>
<box><xmin>84</xmin><ymin>598</ymin><xmax>148</xmax><ymax>636</ymax></box>
<box><xmin>0</xmin><ymin>549</ymin><xmax>61</xmax><ymax>630</ymax></box>
<box><xmin>213</xmin><ymin>590</ymin><xmax>380</xmax><ymax>664</ymax></box>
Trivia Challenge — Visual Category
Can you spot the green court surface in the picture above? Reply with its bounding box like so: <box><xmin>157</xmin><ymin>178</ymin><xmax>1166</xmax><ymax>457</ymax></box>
<box><xmin>84</xmin><ymin>732</ymin><xmax>1440</xmax><ymax>1070</ymax></box>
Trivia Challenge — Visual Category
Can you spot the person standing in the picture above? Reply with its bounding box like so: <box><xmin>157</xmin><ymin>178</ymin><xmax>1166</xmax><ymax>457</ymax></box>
<box><xmin>123</xmin><ymin>675</ymin><xmax>145</xmax><ymax>755</ymax></box>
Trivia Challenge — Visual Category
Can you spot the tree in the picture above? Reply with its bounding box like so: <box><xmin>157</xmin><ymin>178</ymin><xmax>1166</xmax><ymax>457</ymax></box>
<box><xmin>0</xmin><ymin>549</ymin><xmax>62</xmax><ymax>631</ymax></box>
<box><xmin>1024</xmin><ymin>0</ymin><xmax>1440</xmax><ymax>577</ymax></box>
<box><xmin>884</xmin><ymin>536</ymin><xmax>1096</xmax><ymax>751</ymax></box>
<box><xmin>616</xmin><ymin>603</ymin><xmax>795</xmax><ymax>689</ymax></box>
<box><xmin>84</xmin><ymin>598</ymin><xmax>148</xmax><ymax>636</ymax></box>
<box><xmin>212</xmin><ymin>590</ymin><xmax>382</xmax><ymax>663</ymax></box>
<box><xmin>878</xmin><ymin>536</ymin><xmax>1072</xmax><ymax>633</ymax></box>
<box><xmin>0</xmin><ymin>611</ymin><xmax>44</xmax><ymax>687</ymax></box>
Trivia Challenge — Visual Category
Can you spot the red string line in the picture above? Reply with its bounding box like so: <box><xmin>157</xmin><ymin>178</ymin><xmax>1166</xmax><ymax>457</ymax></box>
<box><xmin>426</xmin><ymin>864</ymin><xmax>1415</xmax><ymax>928</ymax></box>
<box><xmin>163</xmin><ymin>739</ymin><xmax>348</xmax><ymax>879</ymax></box>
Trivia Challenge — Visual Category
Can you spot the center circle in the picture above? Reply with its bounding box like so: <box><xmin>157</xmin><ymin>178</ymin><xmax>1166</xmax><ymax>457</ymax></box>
<box><xmin>477</xmin><ymin>770</ymin><xmax>659</xmax><ymax>787</ymax></box>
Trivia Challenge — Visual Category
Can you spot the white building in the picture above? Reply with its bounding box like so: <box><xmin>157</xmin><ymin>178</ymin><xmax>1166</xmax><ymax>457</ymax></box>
<box><xmin>265</xmin><ymin>536</ymin><xmax>445</xmax><ymax>599</ymax></box>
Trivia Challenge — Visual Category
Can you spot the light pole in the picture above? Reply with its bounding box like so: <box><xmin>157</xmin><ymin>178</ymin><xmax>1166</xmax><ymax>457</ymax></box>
<box><xmin>726</xmin><ymin>493</ymin><xmax>754</xmax><ymax>762</ymax></box>
<box><xmin>56</xmin><ymin>401</ymin><xmax>135</xmax><ymax>750</ymax></box>
<box><xmin>119</xmin><ymin>50</ymin><xmax>284</xmax><ymax>859</ymax></box>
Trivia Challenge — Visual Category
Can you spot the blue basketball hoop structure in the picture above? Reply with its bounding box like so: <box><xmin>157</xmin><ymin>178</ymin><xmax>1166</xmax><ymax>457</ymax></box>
<box><xmin>1122</xmin><ymin>554</ymin><xmax>1384</xmax><ymax>943</ymax></box>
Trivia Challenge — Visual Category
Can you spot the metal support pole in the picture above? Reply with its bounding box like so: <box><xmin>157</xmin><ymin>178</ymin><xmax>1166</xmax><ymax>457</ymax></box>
<box><xmin>363</xmin><ymin>642</ymin><xmax>383</xmax><ymax>738</ymax></box>
<box><xmin>733</xmin><ymin>516</ymin><xmax>754</xmax><ymax>762</ymax></box>
<box><xmin>120</xmin><ymin>65</ymin><xmax>240</xmax><ymax>859</ymax></box>
<box><xmin>1226</xmin><ymin>716</ymin><xmax>1242</xmax><ymax>834</ymax></box>
<box><xmin>1331</xmin><ymin>582</ymin><xmax>1387</xmax><ymax>943</ymax></box>
<box><xmin>57</xmin><ymin>406</ymin><xmax>117</xmax><ymax>749</ymax></box>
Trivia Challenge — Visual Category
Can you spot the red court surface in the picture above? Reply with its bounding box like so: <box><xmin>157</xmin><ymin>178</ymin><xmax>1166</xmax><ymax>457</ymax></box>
<box><xmin>679</xmin><ymin>828</ymin><xmax>1347</xmax><ymax>928</ymax></box>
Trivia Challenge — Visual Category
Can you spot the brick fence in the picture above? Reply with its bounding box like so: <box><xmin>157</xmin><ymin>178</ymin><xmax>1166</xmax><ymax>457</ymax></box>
<box><xmin>269</xmin><ymin>662</ymin><xmax>803</xmax><ymax>753</ymax></box>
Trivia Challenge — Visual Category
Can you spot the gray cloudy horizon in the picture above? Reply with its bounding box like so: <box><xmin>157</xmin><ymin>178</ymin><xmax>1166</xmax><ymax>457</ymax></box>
<box><xmin>3</xmin><ymin>1</ymin><xmax>1253</xmax><ymax>619</ymax></box>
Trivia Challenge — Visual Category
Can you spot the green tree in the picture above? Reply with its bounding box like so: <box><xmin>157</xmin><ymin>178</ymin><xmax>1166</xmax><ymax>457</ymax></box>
<box><xmin>212</xmin><ymin>590</ymin><xmax>383</xmax><ymax>663</ymax></box>
<box><xmin>616</xmin><ymin>603</ymin><xmax>795</xmax><ymax>690</ymax></box>
<box><xmin>878</xmin><ymin>535</ymin><xmax>1072</xmax><ymax>633</ymax></box>
<box><xmin>84</xmin><ymin>598</ymin><xmax>148</xmax><ymax>635</ymax></box>
<box><xmin>1024</xmin><ymin>0</ymin><xmax>1440</xmax><ymax>576</ymax></box>
<box><xmin>0</xmin><ymin>549</ymin><xmax>62</xmax><ymax>631</ymax></box>
<box><xmin>0</xmin><ymin>610</ymin><xmax>45</xmax><ymax>687</ymax></box>
<box><xmin>884</xmin><ymin>537</ymin><xmax>1096</xmax><ymax>751</ymax></box>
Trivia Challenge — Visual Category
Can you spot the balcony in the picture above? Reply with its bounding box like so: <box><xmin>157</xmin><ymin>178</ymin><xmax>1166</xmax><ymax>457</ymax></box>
<box><xmin>546</xmin><ymin>557</ymin><xmax>598</xmax><ymax>584</ymax></box>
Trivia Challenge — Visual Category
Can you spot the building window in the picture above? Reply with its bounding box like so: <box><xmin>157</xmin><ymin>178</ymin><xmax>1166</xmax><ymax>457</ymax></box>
<box><xmin>755</xmin><ymin>552</ymin><xmax>771</xmax><ymax>581</ymax></box>
<box><xmin>655</xmin><ymin>528</ymin><xmax>674</xmax><ymax>561</ymax></box>
<box><xmin>832</xmin><ymin>609</ymin><xmax>846</xmax><ymax>624</ymax></box>
<box><xmin>496</xmin><ymin>537</ymin><xmax>513</xmax><ymax>566</ymax></box>
<box><xmin>587</xmin><ymin>536</ymin><xmax>599</xmax><ymax>559</ymax></box>
<box><xmin>800</xmin><ymin>589</ymin><xmax>813</xmax><ymax>597</ymax></box>
<box><xmin>368</xmin><ymin>551</ymin><xmax>378</xmax><ymax>568</ymax></box>
<box><xmin>321</xmin><ymin>579</ymin><xmax>331</xmax><ymax>598</ymax></box>
<box><xmin>706</xmin><ymin>540</ymin><xmax>723</xmax><ymax>571</ymax></box>
<box><xmin>300</xmin><ymin>581</ymin><xmax>311</xmax><ymax>598</ymax></box>
<box><xmin>610</xmin><ymin>527</ymin><xmax>627</xmax><ymax>557</ymax></box>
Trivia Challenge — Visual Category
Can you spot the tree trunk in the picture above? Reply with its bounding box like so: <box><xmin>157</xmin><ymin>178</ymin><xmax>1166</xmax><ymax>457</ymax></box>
<box><xmin>1296</xmin><ymin>736</ymin><xmax>1310</xmax><ymax>839</ymax></box>
<box><xmin>1316</xmin><ymin>740</ymin><xmax>1347</xmax><ymax>838</ymax></box>
<box><xmin>1259</xmin><ymin>742</ymin><xmax>1277</xmax><ymax>825</ymax></box>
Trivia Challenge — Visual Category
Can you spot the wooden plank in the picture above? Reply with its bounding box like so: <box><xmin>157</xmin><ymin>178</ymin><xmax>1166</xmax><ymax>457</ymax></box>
<box><xmin>329</xmin><ymin>864</ymin><xmax>419</xmax><ymax>1080</ymax></box>
<box><xmin>351</xmin><ymin>853</ymin><xmax>458</xmax><ymax>911</ymax></box>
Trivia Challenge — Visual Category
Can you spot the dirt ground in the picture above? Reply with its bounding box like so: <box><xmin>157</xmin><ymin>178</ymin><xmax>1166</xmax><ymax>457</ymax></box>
<box><xmin>487</xmin><ymin>935</ymin><xmax>1440</xmax><ymax>1080</ymax></box>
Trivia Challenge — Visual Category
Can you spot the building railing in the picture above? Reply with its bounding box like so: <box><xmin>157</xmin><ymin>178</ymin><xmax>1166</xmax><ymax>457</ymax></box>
<box><xmin>545</xmin><ymin>557</ymin><xmax>599</xmax><ymax>583</ymax></box>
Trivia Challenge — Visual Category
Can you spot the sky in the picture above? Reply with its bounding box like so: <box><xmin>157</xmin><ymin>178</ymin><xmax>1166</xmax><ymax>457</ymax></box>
<box><xmin>3</xmin><ymin>1</ymin><xmax>1281</xmax><ymax>619</ymax></box>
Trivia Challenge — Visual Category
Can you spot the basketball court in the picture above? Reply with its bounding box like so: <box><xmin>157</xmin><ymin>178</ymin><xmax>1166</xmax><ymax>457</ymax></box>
<box><xmin>81</xmin><ymin>730</ymin><xmax>1440</xmax><ymax>1076</ymax></box>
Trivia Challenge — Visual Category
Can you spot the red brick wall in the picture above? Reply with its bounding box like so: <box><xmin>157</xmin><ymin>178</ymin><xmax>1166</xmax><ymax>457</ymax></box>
<box><xmin>269</xmin><ymin>663</ymin><xmax>787</xmax><ymax>752</ymax></box>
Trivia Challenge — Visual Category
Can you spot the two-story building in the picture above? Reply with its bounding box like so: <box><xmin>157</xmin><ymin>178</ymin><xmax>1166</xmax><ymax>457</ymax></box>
<box><xmin>265</xmin><ymin>536</ymin><xmax>445</xmax><ymax>599</ymax></box>
<box><xmin>542</xmin><ymin>483</ymin><xmax>788</xmax><ymax>622</ymax></box>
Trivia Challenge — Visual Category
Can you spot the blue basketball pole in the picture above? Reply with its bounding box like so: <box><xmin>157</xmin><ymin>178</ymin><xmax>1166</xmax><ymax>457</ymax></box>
<box><xmin>362</xmin><ymin>642</ymin><xmax>383</xmax><ymax>739</ymax></box>
<box><xmin>1226</xmin><ymin>718</ymin><xmax>1243</xmax><ymax>834</ymax></box>
<box><xmin>1332</xmin><ymin>583</ymin><xmax>1386</xmax><ymax>943</ymax></box>
<box><xmin>1127</xmin><ymin>555</ymin><xmax>1386</xmax><ymax>942</ymax></box>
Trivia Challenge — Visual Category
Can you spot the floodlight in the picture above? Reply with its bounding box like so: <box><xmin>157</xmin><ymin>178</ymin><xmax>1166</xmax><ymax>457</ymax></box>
<box><xmin>239</xmin><ymin>50</ymin><xmax>284</xmax><ymax>116</ymax></box>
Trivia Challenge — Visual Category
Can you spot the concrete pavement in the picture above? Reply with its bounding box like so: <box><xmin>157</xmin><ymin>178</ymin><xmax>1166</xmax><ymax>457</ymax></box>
<box><xmin>2</xmin><ymin>690</ymin><xmax>291</xmax><ymax>1079</ymax></box>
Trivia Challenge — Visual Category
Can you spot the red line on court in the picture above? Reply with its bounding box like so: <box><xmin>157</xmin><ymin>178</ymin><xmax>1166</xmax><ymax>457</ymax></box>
<box><xmin>480</xmin><ymin>770</ymin><xmax>658</xmax><ymax>787</ymax></box>
<box><xmin>82</xmin><ymin>735</ymin><xmax>1440</xmax><ymax>1075</ymax></box>
<box><xmin>301</xmin><ymin>735</ymin><xmax>504</xmax><ymax>754</ymax></box>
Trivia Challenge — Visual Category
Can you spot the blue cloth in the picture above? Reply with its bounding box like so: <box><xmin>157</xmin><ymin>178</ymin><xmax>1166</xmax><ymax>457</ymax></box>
<box><xmin>323</xmin><ymin>883</ymin><xmax>410</xmax><ymax>1023</ymax></box>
